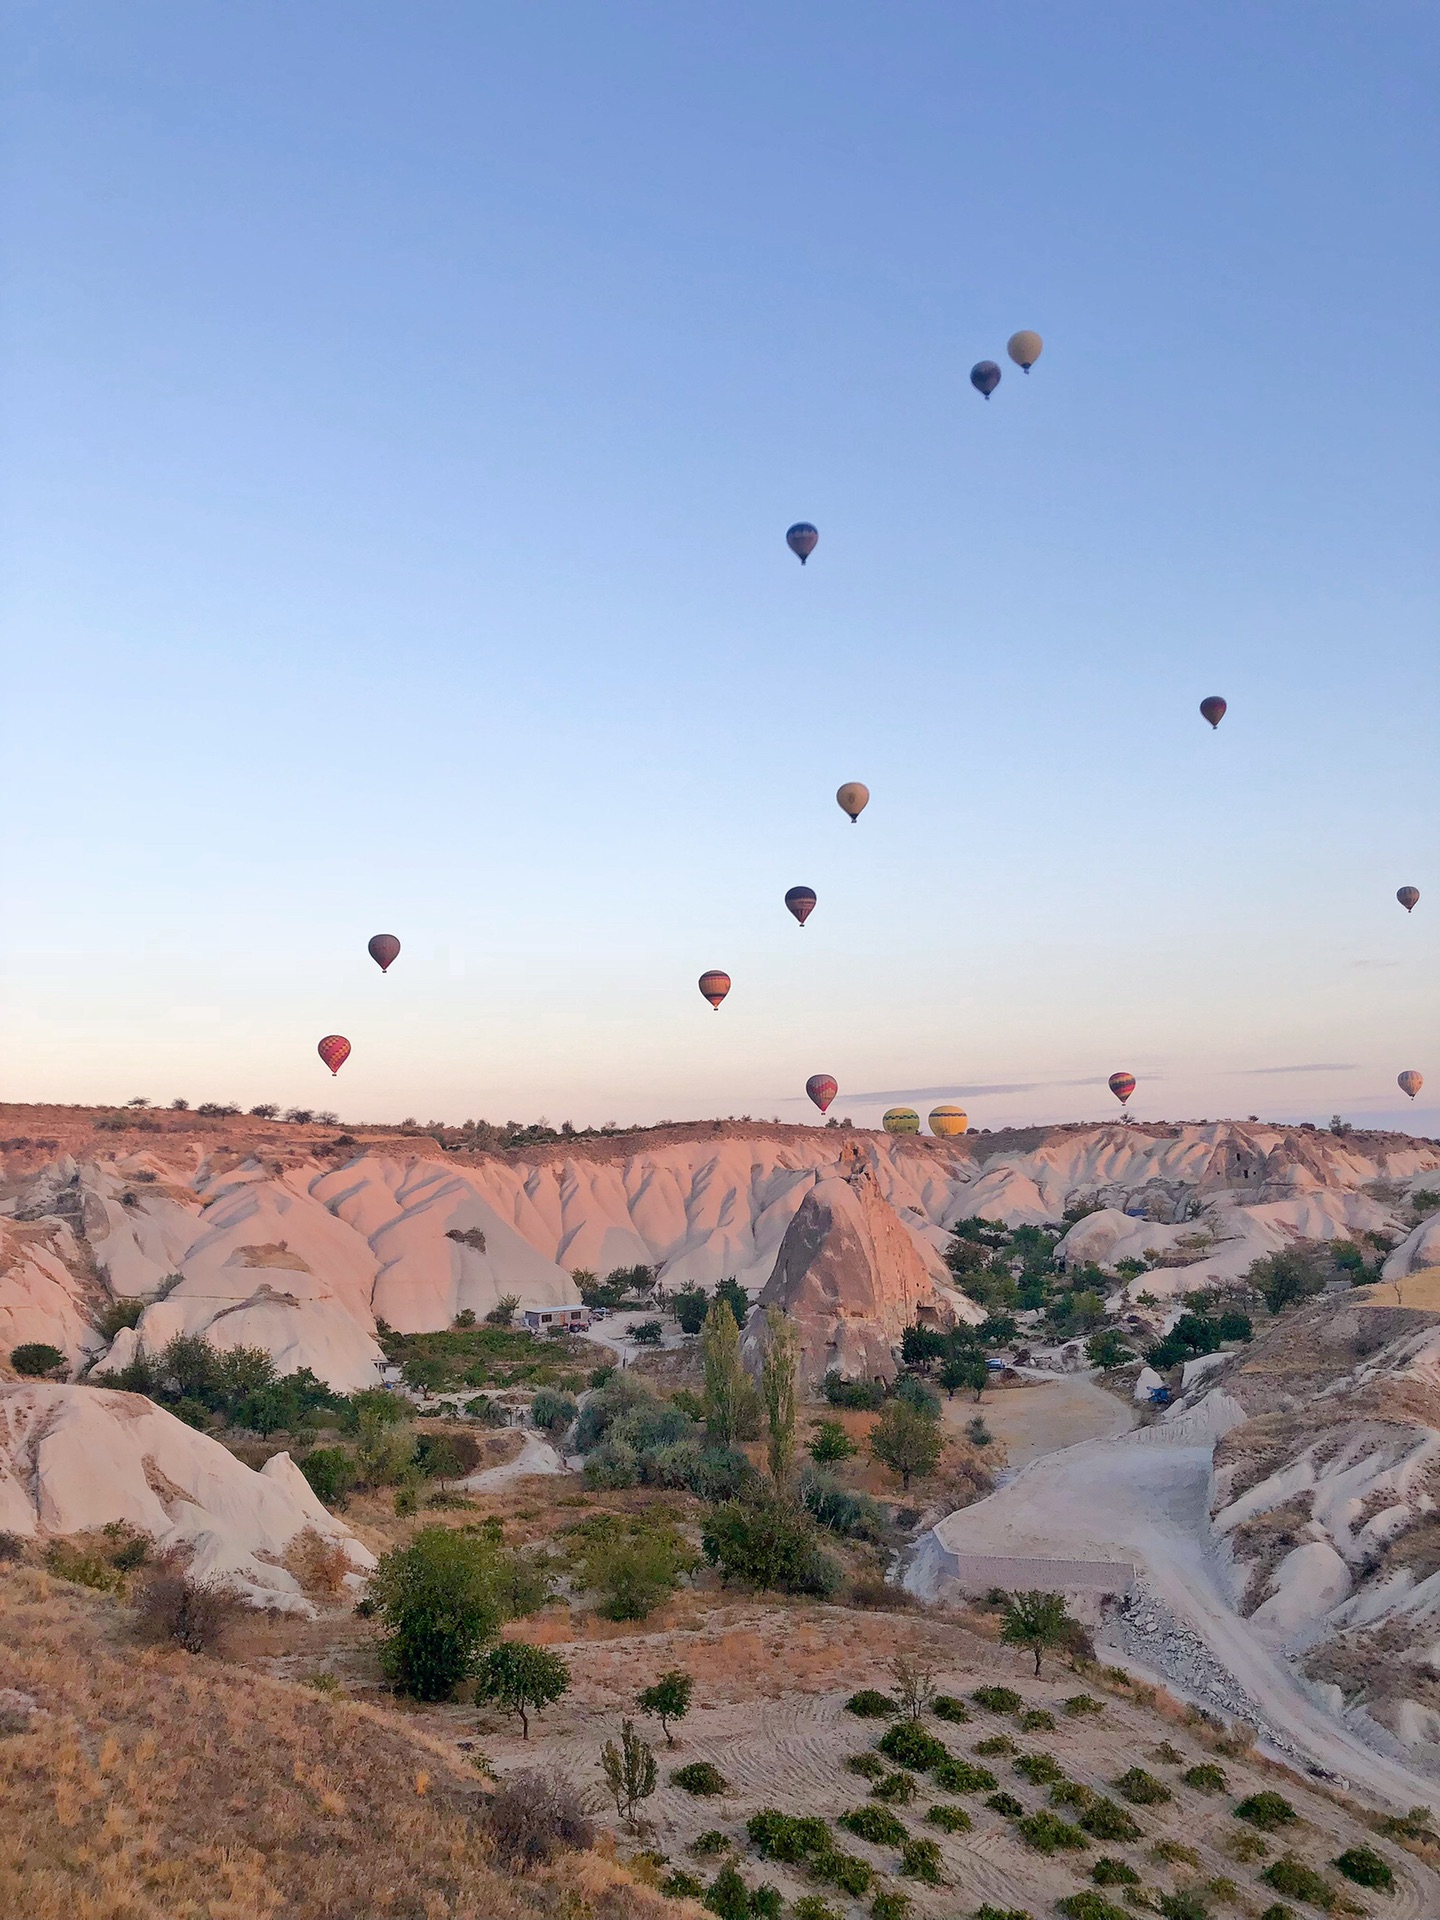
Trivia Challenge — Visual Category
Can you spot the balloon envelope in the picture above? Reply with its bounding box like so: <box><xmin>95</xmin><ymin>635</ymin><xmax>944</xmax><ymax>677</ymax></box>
<box><xmin>698</xmin><ymin>969</ymin><xmax>731</xmax><ymax>1010</ymax></box>
<box><xmin>970</xmin><ymin>360</ymin><xmax>1001</xmax><ymax>397</ymax></box>
<box><xmin>368</xmin><ymin>933</ymin><xmax>401</xmax><ymax>973</ymax></box>
<box><xmin>929</xmin><ymin>1104</ymin><xmax>969</xmax><ymax>1137</ymax></box>
<box><xmin>836</xmin><ymin>781</ymin><xmax>870</xmax><ymax>823</ymax></box>
<box><xmin>806</xmin><ymin>1074</ymin><xmax>838</xmax><ymax>1114</ymax></box>
<box><xmin>786</xmin><ymin>522</ymin><xmax>818</xmax><ymax>564</ymax></box>
<box><xmin>1007</xmin><ymin>330</ymin><xmax>1043</xmax><ymax>371</ymax></box>
<box><xmin>883</xmin><ymin>1107</ymin><xmax>920</xmax><ymax>1134</ymax></box>
<box><xmin>1108</xmin><ymin>1071</ymin><xmax>1136</xmax><ymax>1106</ymax></box>
<box><xmin>317</xmin><ymin>1034</ymin><xmax>351</xmax><ymax>1076</ymax></box>
<box><xmin>1399</xmin><ymin>1070</ymin><xmax>1424</xmax><ymax>1101</ymax></box>
<box><xmin>1398</xmin><ymin>887</ymin><xmax>1420</xmax><ymax>913</ymax></box>
<box><xmin>785</xmin><ymin>885</ymin><xmax>817</xmax><ymax>927</ymax></box>
<box><xmin>1200</xmin><ymin>696</ymin><xmax>1227</xmax><ymax>729</ymax></box>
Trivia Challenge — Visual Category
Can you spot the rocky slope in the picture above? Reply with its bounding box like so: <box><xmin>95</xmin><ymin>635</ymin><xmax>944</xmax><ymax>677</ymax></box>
<box><xmin>2</xmin><ymin>1105</ymin><xmax>1436</xmax><ymax>1390</ymax></box>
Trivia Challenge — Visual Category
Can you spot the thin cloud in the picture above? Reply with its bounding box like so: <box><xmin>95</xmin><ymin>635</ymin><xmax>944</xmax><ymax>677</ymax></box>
<box><xmin>1243</xmin><ymin>1063</ymin><xmax>1357</xmax><ymax>1076</ymax></box>
<box><xmin>829</xmin><ymin>1083</ymin><xmax>1043</xmax><ymax>1102</ymax></box>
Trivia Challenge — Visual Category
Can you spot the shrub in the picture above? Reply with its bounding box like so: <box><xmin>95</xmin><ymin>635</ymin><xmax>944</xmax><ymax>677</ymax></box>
<box><xmin>1065</xmin><ymin>1693</ymin><xmax>1103</xmax><ymax>1716</ymax></box>
<box><xmin>45</xmin><ymin>1541</ymin><xmax>126</xmax><ymax>1593</ymax></box>
<box><xmin>1262</xmin><ymin>1857</ymin><xmax>1335</xmax><ymax>1907</ymax></box>
<box><xmin>801</xmin><ymin>1469</ymin><xmax>885</xmax><ymax>1542</ymax></box>
<box><xmin>1057</xmin><ymin>1898</ymin><xmax>1128</xmax><ymax>1920</ymax></box>
<box><xmin>870</xmin><ymin>1895</ymin><xmax>911</xmax><ymax>1920</ymax></box>
<box><xmin>974</xmin><ymin>1735</ymin><xmax>1015</xmax><ymax>1756</ymax></box>
<box><xmin>746</xmin><ymin>1810</ymin><xmax>831</xmax><ymax>1862</ymax></box>
<box><xmin>662</xmin><ymin>1870</ymin><xmax>704</xmax><ymax>1898</ymax></box>
<box><xmin>95</xmin><ymin>1296</ymin><xmax>146</xmax><ymax>1340</ymax></box>
<box><xmin>808</xmin><ymin>1419</ymin><xmax>858</xmax><ymax>1464</ymax></box>
<box><xmin>1152</xmin><ymin>1840</ymin><xmax>1200</xmax><ymax>1866</ymax></box>
<box><xmin>1014</xmin><ymin>1751</ymin><xmax>1065</xmax><ymax>1784</ymax></box>
<box><xmin>899</xmin><ymin>1836</ymin><xmax>944</xmax><ymax>1883</ymax></box>
<box><xmin>701</xmin><ymin>1496</ymin><xmax>842</xmax><ymax>1597</ymax></box>
<box><xmin>284</xmin><ymin>1526</ymin><xmax>354</xmax><ymax>1599</ymax></box>
<box><xmin>846</xmin><ymin>1752</ymin><xmax>886</xmax><ymax>1778</ymax></box>
<box><xmin>702</xmin><ymin>1863</ymin><xmax>752</xmax><ymax>1920</ymax></box>
<box><xmin>977</xmin><ymin>1910</ymin><xmax>1036</xmax><ymax>1920</ymax></box>
<box><xmin>1050</xmin><ymin>1780</ymin><xmax>1093</xmax><ymax>1810</ymax></box>
<box><xmin>1092</xmin><ymin>1857</ymin><xmax>1140</xmax><ymax>1885</ymax></box>
<box><xmin>476</xmin><ymin>1641</ymin><xmax>570</xmax><ymax>1738</ymax></box>
<box><xmin>932</xmin><ymin>1756</ymin><xmax>995</xmax><ymax>1793</ymax></box>
<box><xmin>869</xmin><ymin>1400</ymin><xmax>943</xmax><ymax>1489</ymax></box>
<box><xmin>1018</xmin><ymin>1707</ymin><xmax>1056</xmax><ymax>1731</ymax></box>
<box><xmin>838</xmin><ymin>1805</ymin><xmax>908</xmax><ymax>1846</ymax></box>
<box><xmin>368</xmin><ymin>1527</ymin><xmax>508</xmax><ymax>1700</ymax></box>
<box><xmin>846</xmin><ymin>1689</ymin><xmax>898</xmax><ymax>1718</ymax></box>
<box><xmin>1115</xmin><ymin>1767</ymin><xmax>1171</xmax><ymax>1805</ymax></box>
<box><xmin>792</xmin><ymin>1902</ymin><xmax>842</xmax><ymax>1920</ymax></box>
<box><xmin>972</xmin><ymin>1685</ymin><xmax>1023</xmax><ymax>1713</ymax></box>
<box><xmin>579</xmin><ymin>1522</ymin><xmax>697</xmax><ymax>1620</ymax></box>
<box><xmin>530</xmin><ymin>1388</ymin><xmax>577</xmax><ymax>1432</ymax></box>
<box><xmin>925</xmin><ymin>1803</ymin><xmax>971</xmax><ymax>1832</ymax></box>
<box><xmin>483</xmin><ymin>1767</ymin><xmax>594</xmax><ymax>1868</ymax></box>
<box><xmin>299</xmin><ymin>1447</ymin><xmax>356</xmax><ymax>1508</ymax></box>
<box><xmin>672</xmin><ymin>1761</ymin><xmax>728</xmax><ymax>1796</ymax></box>
<box><xmin>987</xmin><ymin>1792</ymin><xmax>1026</xmax><ymax>1818</ymax></box>
<box><xmin>823</xmin><ymin>1371</ymin><xmax>886</xmax><ymax>1410</ymax></box>
<box><xmin>692</xmin><ymin>1829</ymin><xmax>730</xmax><ymax>1856</ymax></box>
<box><xmin>0</xmin><ymin>1531</ymin><xmax>26</xmax><ymax>1563</ymax></box>
<box><xmin>10</xmin><ymin>1342</ymin><xmax>65</xmax><ymax>1377</ymax></box>
<box><xmin>931</xmin><ymin>1694</ymin><xmax>970</xmax><ymax>1723</ymax></box>
<box><xmin>1016</xmin><ymin>1810</ymin><xmax>1088</xmax><ymax>1853</ymax></box>
<box><xmin>1256</xmin><ymin>1909</ymin><xmax>1295</xmax><ymax>1920</ymax></box>
<box><xmin>1234</xmin><ymin>1791</ymin><xmax>1297</xmax><ymax>1832</ymax></box>
<box><xmin>878</xmin><ymin>1721</ymin><xmax>950</xmax><ymax>1771</ymax></box>
<box><xmin>1332</xmin><ymin>1845</ymin><xmax>1393</xmax><ymax>1890</ymax></box>
<box><xmin>869</xmin><ymin>1770</ymin><xmax>917</xmax><ymax>1804</ymax></box>
<box><xmin>1080</xmin><ymin>1798</ymin><xmax>1142</xmax><ymax>1842</ymax></box>
<box><xmin>134</xmin><ymin>1568</ymin><xmax>241</xmax><ymax>1653</ymax></box>
<box><xmin>1156</xmin><ymin>1894</ymin><xmax>1212</xmax><ymax>1920</ymax></box>
<box><xmin>1183</xmin><ymin>1762</ymin><xmax>1227</xmax><ymax>1792</ymax></box>
<box><xmin>810</xmin><ymin>1848</ymin><xmax>872</xmax><ymax>1896</ymax></box>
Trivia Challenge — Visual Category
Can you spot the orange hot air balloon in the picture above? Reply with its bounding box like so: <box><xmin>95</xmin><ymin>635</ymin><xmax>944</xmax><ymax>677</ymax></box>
<box><xmin>785</xmin><ymin>885</ymin><xmax>817</xmax><ymax>927</ymax></box>
<box><xmin>806</xmin><ymin>1074</ymin><xmax>838</xmax><ymax>1114</ymax></box>
<box><xmin>836</xmin><ymin>781</ymin><xmax>869</xmax><ymax>823</ymax></box>
<box><xmin>698</xmin><ymin>970</ymin><xmax>731</xmax><ymax>1011</ymax></box>
<box><xmin>368</xmin><ymin>933</ymin><xmax>401</xmax><ymax>973</ymax></box>
<box><xmin>1399</xmin><ymin>1070</ymin><xmax>1424</xmax><ymax>1102</ymax></box>
<box><xmin>1108</xmin><ymin>1071</ymin><xmax>1136</xmax><ymax>1108</ymax></box>
<box><xmin>929</xmin><ymin>1104</ymin><xmax>969</xmax><ymax>1137</ymax></box>
<box><xmin>318</xmin><ymin>1034</ymin><xmax>351</xmax><ymax>1076</ymax></box>
<box><xmin>786</xmin><ymin>522</ymin><xmax>818</xmax><ymax>565</ymax></box>
<box><xmin>1200</xmin><ymin>696</ymin><xmax>1227</xmax><ymax>729</ymax></box>
<box><xmin>1398</xmin><ymin>887</ymin><xmax>1420</xmax><ymax>913</ymax></box>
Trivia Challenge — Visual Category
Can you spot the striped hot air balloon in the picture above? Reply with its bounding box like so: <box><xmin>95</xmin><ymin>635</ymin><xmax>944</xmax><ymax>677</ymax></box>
<box><xmin>786</xmin><ymin>522</ymin><xmax>818</xmax><ymax>565</ymax></box>
<box><xmin>1399</xmin><ymin>1070</ymin><xmax>1423</xmax><ymax>1102</ymax></box>
<box><xmin>1108</xmin><ymin>1071</ymin><xmax>1136</xmax><ymax>1108</ymax></box>
<box><xmin>317</xmin><ymin>1035</ymin><xmax>351</xmax><ymax>1076</ymax></box>
<box><xmin>883</xmin><ymin>1107</ymin><xmax>920</xmax><ymax>1134</ymax></box>
<box><xmin>806</xmin><ymin>1074</ymin><xmax>837</xmax><ymax>1114</ymax></box>
<box><xmin>785</xmin><ymin>885</ymin><xmax>817</xmax><ymax>927</ymax></box>
<box><xmin>698</xmin><ymin>970</ymin><xmax>731</xmax><ymax>1011</ymax></box>
<box><xmin>368</xmin><ymin>934</ymin><xmax>401</xmax><ymax>973</ymax></box>
<box><xmin>1398</xmin><ymin>887</ymin><xmax>1420</xmax><ymax>913</ymax></box>
<box><xmin>929</xmin><ymin>1104</ymin><xmax>969</xmax><ymax>1137</ymax></box>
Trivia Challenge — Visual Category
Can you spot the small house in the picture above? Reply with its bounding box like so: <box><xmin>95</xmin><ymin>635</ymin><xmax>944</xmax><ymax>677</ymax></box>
<box><xmin>520</xmin><ymin>1305</ymin><xmax>590</xmax><ymax>1332</ymax></box>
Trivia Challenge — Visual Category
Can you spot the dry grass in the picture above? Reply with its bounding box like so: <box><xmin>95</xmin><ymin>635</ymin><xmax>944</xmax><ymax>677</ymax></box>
<box><xmin>0</xmin><ymin>1565</ymin><xmax>689</xmax><ymax>1920</ymax></box>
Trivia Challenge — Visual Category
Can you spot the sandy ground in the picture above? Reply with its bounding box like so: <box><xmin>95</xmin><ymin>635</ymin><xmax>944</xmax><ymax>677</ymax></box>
<box><xmin>460</xmin><ymin>1430</ymin><xmax>566</xmax><ymax>1489</ymax></box>
<box><xmin>950</xmin><ymin>1373</ymin><xmax>1136</xmax><ymax>1474</ymax></box>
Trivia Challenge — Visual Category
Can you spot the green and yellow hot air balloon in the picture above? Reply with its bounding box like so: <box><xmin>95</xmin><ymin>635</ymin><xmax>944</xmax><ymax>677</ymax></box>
<box><xmin>883</xmin><ymin>1107</ymin><xmax>920</xmax><ymax>1135</ymax></box>
<box><xmin>929</xmin><ymin>1104</ymin><xmax>969</xmax><ymax>1138</ymax></box>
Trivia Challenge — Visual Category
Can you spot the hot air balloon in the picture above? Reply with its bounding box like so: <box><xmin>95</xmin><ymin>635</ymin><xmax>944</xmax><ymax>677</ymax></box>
<box><xmin>785</xmin><ymin>885</ymin><xmax>817</xmax><ymax>928</ymax></box>
<box><xmin>1398</xmin><ymin>887</ymin><xmax>1420</xmax><ymax>913</ymax></box>
<box><xmin>929</xmin><ymin>1104</ymin><xmax>969</xmax><ymax>1137</ymax></box>
<box><xmin>836</xmin><ymin>782</ymin><xmax>869</xmax><ymax>824</ymax></box>
<box><xmin>1399</xmin><ymin>1070</ymin><xmax>1424</xmax><ymax>1102</ymax></box>
<box><xmin>883</xmin><ymin>1107</ymin><xmax>920</xmax><ymax>1134</ymax></box>
<box><xmin>368</xmin><ymin>933</ymin><xmax>401</xmax><ymax>973</ymax></box>
<box><xmin>1007</xmin><ymin>330</ymin><xmax>1043</xmax><ymax>372</ymax></box>
<box><xmin>806</xmin><ymin>1074</ymin><xmax>837</xmax><ymax>1114</ymax></box>
<box><xmin>1108</xmin><ymin>1071</ymin><xmax>1136</xmax><ymax>1108</ymax></box>
<box><xmin>317</xmin><ymin>1034</ymin><xmax>351</xmax><ymax>1076</ymax></box>
<box><xmin>1200</xmin><ymin>696</ymin><xmax>1227</xmax><ymax>729</ymax></box>
<box><xmin>786</xmin><ymin>523</ymin><xmax>818</xmax><ymax>565</ymax></box>
<box><xmin>970</xmin><ymin>360</ymin><xmax>1001</xmax><ymax>398</ymax></box>
<box><xmin>698</xmin><ymin>969</ymin><xmax>731</xmax><ymax>1011</ymax></box>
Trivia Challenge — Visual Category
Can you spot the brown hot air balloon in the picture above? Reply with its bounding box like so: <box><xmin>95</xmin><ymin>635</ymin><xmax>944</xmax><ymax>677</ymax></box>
<box><xmin>368</xmin><ymin>934</ymin><xmax>401</xmax><ymax>973</ymax></box>
<box><xmin>785</xmin><ymin>885</ymin><xmax>817</xmax><ymax>927</ymax></box>
<box><xmin>1108</xmin><ymin>1071</ymin><xmax>1136</xmax><ymax>1108</ymax></box>
<box><xmin>1006</xmin><ymin>330</ymin><xmax>1043</xmax><ymax>372</ymax></box>
<box><xmin>806</xmin><ymin>1074</ymin><xmax>837</xmax><ymax>1114</ymax></box>
<box><xmin>317</xmin><ymin>1034</ymin><xmax>351</xmax><ymax>1076</ymax></box>
<box><xmin>1398</xmin><ymin>887</ymin><xmax>1420</xmax><ymax>913</ymax></box>
<box><xmin>1200</xmin><ymin>696</ymin><xmax>1227</xmax><ymax>729</ymax></box>
<box><xmin>1399</xmin><ymin>1070</ymin><xmax>1424</xmax><ymax>1102</ymax></box>
<box><xmin>836</xmin><ymin>782</ymin><xmax>869</xmax><ymax>823</ymax></box>
<box><xmin>698</xmin><ymin>970</ymin><xmax>731</xmax><ymax>1011</ymax></box>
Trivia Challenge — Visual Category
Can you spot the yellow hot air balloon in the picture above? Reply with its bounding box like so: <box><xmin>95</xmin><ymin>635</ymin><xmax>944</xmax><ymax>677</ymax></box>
<box><xmin>836</xmin><ymin>781</ymin><xmax>870</xmax><ymax>824</ymax></box>
<box><xmin>929</xmin><ymin>1104</ymin><xmax>969</xmax><ymax>1137</ymax></box>
<box><xmin>883</xmin><ymin>1107</ymin><xmax>920</xmax><ymax>1134</ymax></box>
<box><xmin>1007</xmin><ymin>329</ymin><xmax>1043</xmax><ymax>372</ymax></box>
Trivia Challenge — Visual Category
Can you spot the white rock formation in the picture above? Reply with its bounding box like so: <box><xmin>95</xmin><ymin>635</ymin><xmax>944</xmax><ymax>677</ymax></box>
<box><xmin>0</xmin><ymin>1382</ymin><xmax>374</xmax><ymax>1613</ymax></box>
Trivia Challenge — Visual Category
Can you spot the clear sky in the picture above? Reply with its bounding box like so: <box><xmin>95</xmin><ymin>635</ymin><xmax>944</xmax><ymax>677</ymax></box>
<box><xmin>2</xmin><ymin>2</ymin><xmax>1436</xmax><ymax>1135</ymax></box>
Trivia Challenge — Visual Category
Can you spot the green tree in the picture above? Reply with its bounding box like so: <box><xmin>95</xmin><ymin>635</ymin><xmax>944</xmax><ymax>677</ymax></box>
<box><xmin>701</xmin><ymin>1496</ymin><xmax>842</xmax><ymax>1597</ymax></box>
<box><xmin>671</xmin><ymin>1286</ymin><xmax>710</xmax><ymax>1335</ymax></box>
<box><xmin>355</xmin><ymin>1406</ymin><xmax>417</xmax><ymax>1486</ymax></box>
<box><xmin>575</xmin><ymin>1522</ymin><xmax>698</xmax><ymax>1620</ymax></box>
<box><xmin>600</xmin><ymin>1718</ymin><xmax>658</xmax><ymax>1823</ymax></box>
<box><xmin>299</xmin><ymin>1446</ymin><xmax>356</xmax><ymax>1507</ymax></box>
<box><xmin>999</xmin><ymin>1589</ymin><xmax>1075</xmax><ymax>1677</ymax></box>
<box><xmin>760</xmin><ymin>1305</ymin><xmax>798</xmax><ymax>1488</ymax></box>
<box><xmin>869</xmin><ymin>1400</ymin><xmax>944</xmax><ymax>1491</ymax></box>
<box><xmin>10</xmin><ymin>1342</ymin><xmax>66</xmax><ymax>1377</ymax></box>
<box><xmin>368</xmin><ymin>1527</ymin><xmax>506</xmax><ymax>1700</ymax></box>
<box><xmin>701</xmin><ymin>1300</ymin><xmax>760</xmax><ymax>1444</ymax></box>
<box><xmin>477</xmin><ymin>1640</ymin><xmax>570</xmax><ymax>1739</ymax></box>
<box><xmin>940</xmin><ymin>1354</ymin><xmax>989</xmax><ymax>1401</ymax></box>
<box><xmin>713</xmin><ymin>1276</ymin><xmax>750</xmax><ymax>1326</ymax></box>
<box><xmin>636</xmin><ymin>1668</ymin><xmax>693</xmax><ymax>1745</ymax></box>
<box><xmin>1086</xmin><ymin>1329</ymin><xmax>1134</xmax><ymax>1370</ymax></box>
<box><xmin>808</xmin><ymin>1419</ymin><xmax>858</xmax><ymax>1465</ymax></box>
<box><xmin>485</xmin><ymin>1293</ymin><xmax>520</xmax><ymax>1327</ymax></box>
<box><xmin>1248</xmin><ymin>1244</ymin><xmax>1331</xmax><ymax>1314</ymax></box>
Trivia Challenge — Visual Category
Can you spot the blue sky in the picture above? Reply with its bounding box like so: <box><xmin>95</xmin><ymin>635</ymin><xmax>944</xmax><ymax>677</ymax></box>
<box><xmin>2</xmin><ymin>2</ymin><xmax>1436</xmax><ymax>1134</ymax></box>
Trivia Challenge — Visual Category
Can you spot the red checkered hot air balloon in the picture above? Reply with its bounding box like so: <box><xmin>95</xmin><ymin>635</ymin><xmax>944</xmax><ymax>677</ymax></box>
<box><xmin>806</xmin><ymin>1074</ymin><xmax>837</xmax><ymax>1114</ymax></box>
<box><xmin>1108</xmin><ymin>1071</ymin><xmax>1136</xmax><ymax>1109</ymax></box>
<box><xmin>317</xmin><ymin>1034</ymin><xmax>351</xmax><ymax>1076</ymax></box>
<box><xmin>698</xmin><ymin>970</ymin><xmax>731</xmax><ymax>1011</ymax></box>
<box><xmin>368</xmin><ymin>934</ymin><xmax>401</xmax><ymax>973</ymax></box>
